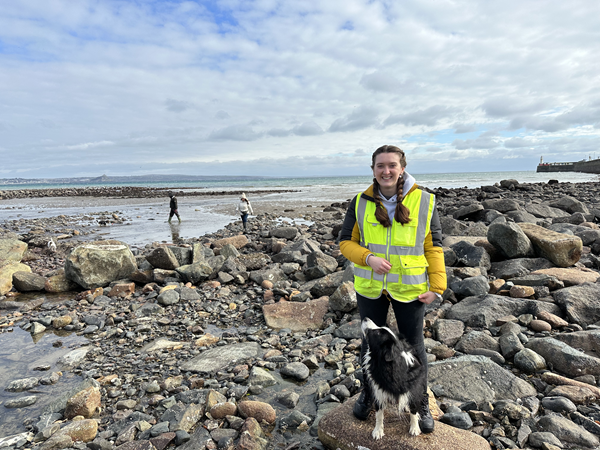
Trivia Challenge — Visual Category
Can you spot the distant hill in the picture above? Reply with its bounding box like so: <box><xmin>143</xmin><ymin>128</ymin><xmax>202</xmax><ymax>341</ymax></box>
<box><xmin>0</xmin><ymin>174</ymin><xmax>274</xmax><ymax>186</ymax></box>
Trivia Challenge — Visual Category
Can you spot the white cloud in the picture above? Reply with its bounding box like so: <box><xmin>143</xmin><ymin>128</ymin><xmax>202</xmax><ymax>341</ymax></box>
<box><xmin>329</xmin><ymin>105</ymin><xmax>380</xmax><ymax>132</ymax></box>
<box><xmin>166</xmin><ymin>99</ymin><xmax>194</xmax><ymax>113</ymax></box>
<box><xmin>384</xmin><ymin>106</ymin><xmax>458</xmax><ymax>127</ymax></box>
<box><xmin>208</xmin><ymin>124</ymin><xmax>262</xmax><ymax>141</ymax></box>
<box><xmin>360</xmin><ymin>71</ymin><xmax>404</xmax><ymax>93</ymax></box>
<box><xmin>293</xmin><ymin>121</ymin><xmax>324</xmax><ymax>136</ymax></box>
<box><xmin>1</xmin><ymin>0</ymin><xmax>600</xmax><ymax>177</ymax></box>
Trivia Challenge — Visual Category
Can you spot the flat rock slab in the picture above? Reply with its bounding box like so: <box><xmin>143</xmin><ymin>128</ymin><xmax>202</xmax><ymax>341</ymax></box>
<box><xmin>179</xmin><ymin>342</ymin><xmax>262</xmax><ymax>374</ymax></box>
<box><xmin>428</xmin><ymin>355</ymin><xmax>536</xmax><ymax>403</ymax></box>
<box><xmin>518</xmin><ymin>223</ymin><xmax>582</xmax><ymax>267</ymax></box>
<box><xmin>531</xmin><ymin>268</ymin><xmax>600</xmax><ymax>286</ymax></box>
<box><xmin>318</xmin><ymin>397</ymin><xmax>491</xmax><ymax>450</ymax></box>
<box><xmin>56</xmin><ymin>347</ymin><xmax>91</xmax><ymax>370</ymax></box>
<box><xmin>263</xmin><ymin>297</ymin><xmax>329</xmax><ymax>331</ymax></box>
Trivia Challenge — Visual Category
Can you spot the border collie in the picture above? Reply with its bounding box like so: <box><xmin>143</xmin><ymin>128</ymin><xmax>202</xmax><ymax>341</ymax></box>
<box><xmin>361</xmin><ymin>317</ymin><xmax>427</xmax><ymax>439</ymax></box>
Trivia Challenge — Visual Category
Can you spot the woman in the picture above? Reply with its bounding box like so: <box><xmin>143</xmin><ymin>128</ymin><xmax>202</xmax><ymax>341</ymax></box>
<box><xmin>236</xmin><ymin>193</ymin><xmax>254</xmax><ymax>232</ymax></box>
<box><xmin>339</xmin><ymin>145</ymin><xmax>446</xmax><ymax>433</ymax></box>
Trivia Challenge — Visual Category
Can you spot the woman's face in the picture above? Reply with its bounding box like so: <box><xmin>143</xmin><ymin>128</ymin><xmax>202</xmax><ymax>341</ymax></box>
<box><xmin>372</xmin><ymin>152</ymin><xmax>404</xmax><ymax>195</ymax></box>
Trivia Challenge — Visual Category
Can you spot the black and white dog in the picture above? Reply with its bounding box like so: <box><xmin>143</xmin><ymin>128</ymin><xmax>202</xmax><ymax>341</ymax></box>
<box><xmin>361</xmin><ymin>317</ymin><xmax>427</xmax><ymax>439</ymax></box>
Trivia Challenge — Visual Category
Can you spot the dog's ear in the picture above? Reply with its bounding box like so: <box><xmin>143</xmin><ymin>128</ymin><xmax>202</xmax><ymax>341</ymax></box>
<box><xmin>407</xmin><ymin>351</ymin><xmax>423</xmax><ymax>371</ymax></box>
<box><xmin>384</xmin><ymin>342</ymin><xmax>396</xmax><ymax>362</ymax></box>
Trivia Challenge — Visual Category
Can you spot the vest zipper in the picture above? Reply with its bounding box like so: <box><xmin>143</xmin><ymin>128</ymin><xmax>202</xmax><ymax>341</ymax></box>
<box><xmin>384</xmin><ymin>224</ymin><xmax>392</xmax><ymax>291</ymax></box>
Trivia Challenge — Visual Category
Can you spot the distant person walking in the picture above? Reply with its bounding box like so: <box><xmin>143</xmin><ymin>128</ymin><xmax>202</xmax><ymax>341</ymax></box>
<box><xmin>236</xmin><ymin>193</ymin><xmax>253</xmax><ymax>232</ymax></box>
<box><xmin>168</xmin><ymin>193</ymin><xmax>181</xmax><ymax>223</ymax></box>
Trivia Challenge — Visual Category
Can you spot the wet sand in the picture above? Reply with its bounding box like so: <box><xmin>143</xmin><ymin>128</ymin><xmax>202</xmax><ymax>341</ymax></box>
<box><xmin>0</xmin><ymin>189</ymin><xmax>349</xmax><ymax>247</ymax></box>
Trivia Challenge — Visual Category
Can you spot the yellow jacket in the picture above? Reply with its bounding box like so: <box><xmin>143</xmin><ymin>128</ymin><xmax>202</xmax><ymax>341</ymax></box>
<box><xmin>339</xmin><ymin>183</ymin><xmax>447</xmax><ymax>297</ymax></box>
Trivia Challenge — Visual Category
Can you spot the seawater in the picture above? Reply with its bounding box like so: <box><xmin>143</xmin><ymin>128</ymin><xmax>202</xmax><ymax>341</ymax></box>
<box><xmin>2</xmin><ymin>170</ymin><xmax>599</xmax><ymax>191</ymax></box>
<box><xmin>1</xmin><ymin>170</ymin><xmax>599</xmax><ymax>248</ymax></box>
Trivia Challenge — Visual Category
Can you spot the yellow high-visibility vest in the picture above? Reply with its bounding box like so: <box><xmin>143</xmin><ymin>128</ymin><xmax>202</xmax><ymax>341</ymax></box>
<box><xmin>353</xmin><ymin>189</ymin><xmax>435</xmax><ymax>302</ymax></box>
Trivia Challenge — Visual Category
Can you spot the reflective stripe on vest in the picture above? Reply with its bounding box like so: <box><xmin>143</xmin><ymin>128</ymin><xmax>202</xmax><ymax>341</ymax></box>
<box><xmin>353</xmin><ymin>189</ymin><xmax>435</xmax><ymax>301</ymax></box>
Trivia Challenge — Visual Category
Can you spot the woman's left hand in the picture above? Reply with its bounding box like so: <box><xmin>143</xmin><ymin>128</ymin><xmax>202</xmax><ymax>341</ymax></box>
<box><xmin>417</xmin><ymin>291</ymin><xmax>437</xmax><ymax>305</ymax></box>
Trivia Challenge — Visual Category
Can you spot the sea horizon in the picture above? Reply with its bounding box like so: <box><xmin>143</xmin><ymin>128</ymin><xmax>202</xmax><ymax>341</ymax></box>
<box><xmin>0</xmin><ymin>170</ymin><xmax>598</xmax><ymax>191</ymax></box>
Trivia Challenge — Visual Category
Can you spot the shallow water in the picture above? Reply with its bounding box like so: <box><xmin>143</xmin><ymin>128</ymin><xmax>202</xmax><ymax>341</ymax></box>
<box><xmin>0</xmin><ymin>190</ymin><xmax>326</xmax><ymax>248</ymax></box>
<box><xmin>0</xmin><ymin>327</ymin><xmax>88</xmax><ymax>437</ymax></box>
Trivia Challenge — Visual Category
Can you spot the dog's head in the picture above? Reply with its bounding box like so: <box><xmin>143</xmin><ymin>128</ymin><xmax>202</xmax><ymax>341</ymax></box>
<box><xmin>361</xmin><ymin>317</ymin><xmax>421</xmax><ymax>369</ymax></box>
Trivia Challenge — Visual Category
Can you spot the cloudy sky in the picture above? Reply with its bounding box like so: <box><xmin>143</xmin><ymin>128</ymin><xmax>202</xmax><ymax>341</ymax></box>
<box><xmin>1</xmin><ymin>0</ymin><xmax>600</xmax><ymax>179</ymax></box>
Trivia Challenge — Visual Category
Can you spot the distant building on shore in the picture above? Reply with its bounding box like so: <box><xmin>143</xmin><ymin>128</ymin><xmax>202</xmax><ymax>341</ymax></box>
<box><xmin>537</xmin><ymin>156</ymin><xmax>600</xmax><ymax>174</ymax></box>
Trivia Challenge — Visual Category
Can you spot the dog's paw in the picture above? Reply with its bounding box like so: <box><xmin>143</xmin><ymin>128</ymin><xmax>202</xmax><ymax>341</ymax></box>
<box><xmin>372</xmin><ymin>428</ymin><xmax>385</xmax><ymax>440</ymax></box>
<box><xmin>409</xmin><ymin>424</ymin><xmax>422</xmax><ymax>436</ymax></box>
<box><xmin>409</xmin><ymin>413</ymin><xmax>421</xmax><ymax>436</ymax></box>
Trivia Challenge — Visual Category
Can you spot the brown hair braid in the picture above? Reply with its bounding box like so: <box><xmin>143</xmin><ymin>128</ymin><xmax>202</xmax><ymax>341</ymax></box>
<box><xmin>371</xmin><ymin>145</ymin><xmax>411</xmax><ymax>227</ymax></box>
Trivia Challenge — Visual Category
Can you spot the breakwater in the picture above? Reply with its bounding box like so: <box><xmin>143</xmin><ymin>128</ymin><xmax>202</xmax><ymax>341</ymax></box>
<box><xmin>537</xmin><ymin>158</ymin><xmax>600</xmax><ymax>174</ymax></box>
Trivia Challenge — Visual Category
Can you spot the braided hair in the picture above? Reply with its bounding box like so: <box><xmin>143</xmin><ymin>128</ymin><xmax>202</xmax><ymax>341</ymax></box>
<box><xmin>371</xmin><ymin>145</ymin><xmax>411</xmax><ymax>227</ymax></box>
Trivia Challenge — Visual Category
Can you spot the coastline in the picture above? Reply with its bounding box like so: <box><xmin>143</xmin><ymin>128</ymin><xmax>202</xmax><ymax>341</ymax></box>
<box><xmin>1</xmin><ymin>176</ymin><xmax>600</xmax><ymax>448</ymax></box>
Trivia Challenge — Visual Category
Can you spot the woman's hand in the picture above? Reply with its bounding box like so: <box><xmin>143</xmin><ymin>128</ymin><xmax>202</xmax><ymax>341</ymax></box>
<box><xmin>417</xmin><ymin>291</ymin><xmax>437</xmax><ymax>304</ymax></box>
<box><xmin>367</xmin><ymin>256</ymin><xmax>392</xmax><ymax>275</ymax></box>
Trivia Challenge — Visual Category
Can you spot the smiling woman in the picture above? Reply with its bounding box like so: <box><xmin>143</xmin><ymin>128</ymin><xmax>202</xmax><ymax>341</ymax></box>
<box><xmin>339</xmin><ymin>144</ymin><xmax>447</xmax><ymax>432</ymax></box>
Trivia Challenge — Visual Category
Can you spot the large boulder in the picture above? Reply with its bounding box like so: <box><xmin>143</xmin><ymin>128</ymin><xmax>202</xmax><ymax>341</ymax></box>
<box><xmin>440</xmin><ymin>217</ymin><xmax>470</xmax><ymax>236</ymax></box>
<box><xmin>518</xmin><ymin>223</ymin><xmax>582</xmax><ymax>267</ymax></box>
<box><xmin>318</xmin><ymin>394</ymin><xmax>491</xmax><ymax>450</ymax></box>
<box><xmin>304</xmin><ymin>251</ymin><xmax>338</xmax><ymax>280</ymax></box>
<box><xmin>452</xmin><ymin>203</ymin><xmax>484</xmax><ymax>220</ymax></box>
<box><xmin>481</xmin><ymin>198</ymin><xmax>521</xmax><ymax>213</ymax></box>
<box><xmin>450</xmin><ymin>275</ymin><xmax>489</xmax><ymax>298</ymax></box>
<box><xmin>0</xmin><ymin>261</ymin><xmax>31</xmax><ymax>295</ymax></box>
<box><xmin>546</xmin><ymin>196</ymin><xmax>590</xmax><ymax>214</ymax></box>
<box><xmin>429</xmin><ymin>355</ymin><xmax>536</xmax><ymax>403</ymax></box>
<box><xmin>212</xmin><ymin>235</ymin><xmax>248</xmax><ymax>250</ymax></box>
<box><xmin>531</xmin><ymin>268</ymin><xmax>600</xmax><ymax>287</ymax></box>
<box><xmin>263</xmin><ymin>297</ymin><xmax>329</xmax><ymax>331</ymax></box>
<box><xmin>489</xmin><ymin>258</ymin><xmax>554</xmax><ymax>280</ymax></box>
<box><xmin>65</xmin><ymin>240</ymin><xmax>137</xmax><ymax>289</ymax></box>
<box><xmin>146</xmin><ymin>247</ymin><xmax>180</xmax><ymax>270</ymax></box>
<box><xmin>271</xmin><ymin>227</ymin><xmax>298</xmax><ymax>240</ymax></box>
<box><xmin>554</xmin><ymin>330</ymin><xmax>600</xmax><ymax>354</ymax></box>
<box><xmin>487</xmin><ymin>222</ymin><xmax>535</xmax><ymax>259</ymax></box>
<box><xmin>525</xmin><ymin>203</ymin><xmax>570</xmax><ymax>219</ymax></box>
<box><xmin>249</xmin><ymin>268</ymin><xmax>287</xmax><ymax>285</ymax></box>
<box><xmin>536</xmin><ymin>414</ymin><xmax>599</xmax><ymax>449</ymax></box>
<box><xmin>281</xmin><ymin>238</ymin><xmax>322</xmax><ymax>255</ymax></box>
<box><xmin>64</xmin><ymin>386</ymin><xmax>101</xmax><ymax>419</ymax></box>
<box><xmin>552</xmin><ymin>283</ymin><xmax>600</xmax><ymax>327</ymax></box>
<box><xmin>526</xmin><ymin>337</ymin><xmax>600</xmax><ymax>377</ymax></box>
<box><xmin>0</xmin><ymin>239</ymin><xmax>28</xmax><ymax>262</ymax></box>
<box><xmin>176</xmin><ymin>261</ymin><xmax>214</xmax><ymax>284</ymax></box>
<box><xmin>179</xmin><ymin>342</ymin><xmax>262</xmax><ymax>374</ymax></box>
<box><xmin>328</xmin><ymin>281</ymin><xmax>357</xmax><ymax>312</ymax></box>
<box><xmin>450</xmin><ymin>241</ymin><xmax>491</xmax><ymax>269</ymax></box>
<box><xmin>309</xmin><ymin>271</ymin><xmax>345</xmax><ymax>297</ymax></box>
<box><xmin>45</xmin><ymin>270</ymin><xmax>79</xmax><ymax>293</ymax></box>
<box><xmin>446</xmin><ymin>294</ymin><xmax>561</xmax><ymax>328</ymax></box>
<box><xmin>12</xmin><ymin>271</ymin><xmax>46</xmax><ymax>292</ymax></box>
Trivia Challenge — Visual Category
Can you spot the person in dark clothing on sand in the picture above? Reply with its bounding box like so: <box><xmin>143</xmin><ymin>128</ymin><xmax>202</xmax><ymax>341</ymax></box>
<box><xmin>168</xmin><ymin>193</ymin><xmax>181</xmax><ymax>223</ymax></box>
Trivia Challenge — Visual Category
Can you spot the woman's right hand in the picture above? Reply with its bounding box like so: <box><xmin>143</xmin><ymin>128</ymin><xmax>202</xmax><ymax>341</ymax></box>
<box><xmin>367</xmin><ymin>256</ymin><xmax>392</xmax><ymax>275</ymax></box>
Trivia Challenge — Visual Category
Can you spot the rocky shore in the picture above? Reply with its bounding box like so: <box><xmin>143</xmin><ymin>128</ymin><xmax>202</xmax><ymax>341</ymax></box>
<box><xmin>1</xmin><ymin>178</ymin><xmax>600</xmax><ymax>450</ymax></box>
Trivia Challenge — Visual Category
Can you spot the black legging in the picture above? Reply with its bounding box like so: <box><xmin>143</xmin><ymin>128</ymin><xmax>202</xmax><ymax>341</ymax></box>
<box><xmin>357</xmin><ymin>292</ymin><xmax>428</xmax><ymax>379</ymax></box>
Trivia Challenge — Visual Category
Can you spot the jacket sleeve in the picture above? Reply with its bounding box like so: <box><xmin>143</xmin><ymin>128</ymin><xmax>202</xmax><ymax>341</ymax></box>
<box><xmin>339</xmin><ymin>195</ymin><xmax>372</xmax><ymax>266</ymax></box>
<box><xmin>425</xmin><ymin>205</ymin><xmax>447</xmax><ymax>294</ymax></box>
<box><xmin>249</xmin><ymin>202</ymin><xmax>254</xmax><ymax>215</ymax></box>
